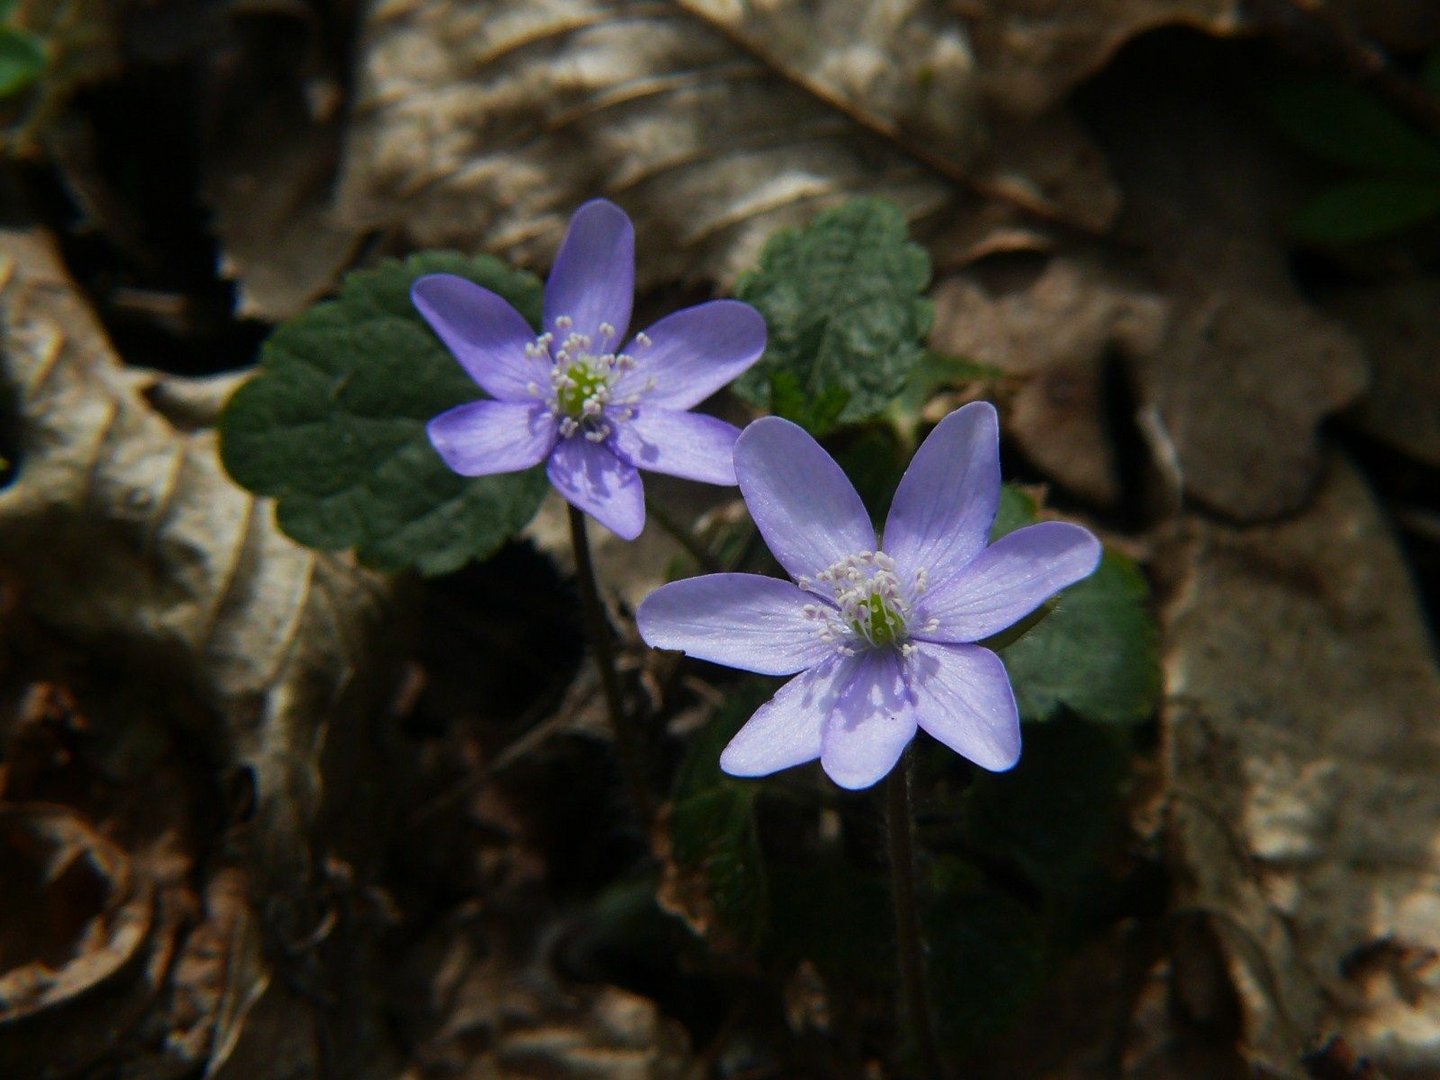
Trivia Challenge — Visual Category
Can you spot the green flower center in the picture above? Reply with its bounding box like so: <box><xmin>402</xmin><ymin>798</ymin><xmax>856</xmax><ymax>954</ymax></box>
<box><xmin>556</xmin><ymin>360</ymin><xmax>609</xmax><ymax>419</ymax></box>
<box><xmin>855</xmin><ymin>589</ymin><xmax>906</xmax><ymax>647</ymax></box>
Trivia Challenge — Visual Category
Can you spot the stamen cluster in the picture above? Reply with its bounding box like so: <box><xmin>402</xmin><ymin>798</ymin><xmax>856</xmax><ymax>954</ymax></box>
<box><xmin>525</xmin><ymin>318</ymin><xmax>655</xmax><ymax>442</ymax></box>
<box><xmin>798</xmin><ymin>551</ymin><xmax>936</xmax><ymax>655</ymax></box>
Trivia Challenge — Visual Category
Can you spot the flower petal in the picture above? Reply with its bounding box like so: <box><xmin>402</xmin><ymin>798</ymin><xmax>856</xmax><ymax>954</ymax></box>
<box><xmin>916</xmin><ymin>521</ymin><xmax>1102</xmax><ymax>643</ymax></box>
<box><xmin>908</xmin><ymin>641</ymin><xmax>1020</xmax><ymax>771</ymax></box>
<box><xmin>610</xmin><ymin>407</ymin><xmax>741</xmax><ymax>485</ymax></box>
<box><xmin>882</xmin><ymin>401</ymin><xmax>1001</xmax><ymax>589</ymax></box>
<box><xmin>720</xmin><ymin>655</ymin><xmax>854</xmax><ymax>778</ymax></box>
<box><xmin>820</xmin><ymin>650</ymin><xmax>917</xmax><ymax>790</ymax></box>
<box><xmin>612</xmin><ymin>300</ymin><xmax>767</xmax><ymax>410</ymax></box>
<box><xmin>734</xmin><ymin>417</ymin><xmax>876</xmax><ymax>582</ymax></box>
<box><xmin>412</xmin><ymin>275</ymin><xmax>545</xmax><ymax>401</ymax></box>
<box><xmin>544</xmin><ymin>199</ymin><xmax>634</xmax><ymax>343</ymax></box>
<box><xmin>427</xmin><ymin>400</ymin><xmax>557</xmax><ymax>476</ymax></box>
<box><xmin>546</xmin><ymin>436</ymin><xmax>645</xmax><ymax>540</ymax></box>
<box><xmin>636</xmin><ymin>573</ymin><xmax>835</xmax><ymax>675</ymax></box>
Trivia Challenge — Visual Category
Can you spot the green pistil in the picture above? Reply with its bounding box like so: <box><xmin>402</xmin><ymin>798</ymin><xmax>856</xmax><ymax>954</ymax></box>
<box><xmin>857</xmin><ymin>591</ymin><xmax>905</xmax><ymax>647</ymax></box>
<box><xmin>557</xmin><ymin>362</ymin><xmax>607</xmax><ymax>418</ymax></box>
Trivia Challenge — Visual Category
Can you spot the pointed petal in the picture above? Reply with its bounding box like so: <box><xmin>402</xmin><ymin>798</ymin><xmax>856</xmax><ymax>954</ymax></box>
<box><xmin>637</xmin><ymin>573</ymin><xmax>835</xmax><ymax>675</ymax></box>
<box><xmin>820</xmin><ymin>650</ymin><xmax>917</xmax><ymax>790</ymax></box>
<box><xmin>734</xmin><ymin>417</ymin><xmax>876</xmax><ymax>582</ymax></box>
<box><xmin>882</xmin><ymin>401</ymin><xmax>1001</xmax><ymax>589</ymax></box>
<box><xmin>908</xmin><ymin>642</ymin><xmax>1020</xmax><ymax>771</ymax></box>
<box><xmin>427</xmin><ymin>400</ymin><xmax>557</xmax><ymax>476</ymax></box>
<box><xmin>544</xmin><ymin>200</ymin><xmax>634</xmax><ymax>342</ymax></box>
<box><xmin>610</xmin><ymin>408</ymin><xmax>740</xmax><ymax>485</ymax></box>
<box><xmin>547</xmin><ymin>436</ymin><xmax>645</xmax><ymax>540</ymax></box>
<box><xmin>720</xmin><ymin>655</ymin><xmax>855</xmax><ymax>778</ymax></box>
<box><xmin>612</xmin><ymin>300</ymin><xmax>766</xmax><ymax>410</ymax></box>
<box><xmin>412</xmin><ymin>274</ymin><xmax>545</xmax><ymax>401</ymax></box>
<box><xmin>916</xmin><ymin>522</ymin><xmax>1102</xmax><ymax>643</ymax></box>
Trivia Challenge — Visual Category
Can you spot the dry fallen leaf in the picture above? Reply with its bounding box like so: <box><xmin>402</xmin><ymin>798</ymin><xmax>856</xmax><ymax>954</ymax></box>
<box><xmin>335</xmin><ymin>0</ymin><xmax>1128</xmax><ymax>287</ymax></box>
<box><xmin>1324</xmin><ymin>278</ymin><xmax>1440</xmax><ymax>469</ymax></box>
<box><xmin>1162</xmin><ymin>457</ymin><xmax>1440</xmax><ymax>1076</ymax></box>
<box><xmin>930</xmin><ymin>252</ymin><xmax>1168</xmax><ymax>506</ymax></box>
<box><xmin>0</xmin><ymin>227</ymin><xmax>404</xmax><ymax>1075</ymax></box>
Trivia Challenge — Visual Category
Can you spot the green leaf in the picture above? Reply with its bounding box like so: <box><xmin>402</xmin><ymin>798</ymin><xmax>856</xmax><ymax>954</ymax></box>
<box><xmin>1290</xmin><ymin>178</ymin><xmax>1440</xmax><ymax>244</ymax></box>
<box><xmin>954</xmin><ymin>719</ymin><xmax>1131</xmax><ymax>900</ymax></box>
<box><xmin>664</xmin><ymin>688</ymin><xmax>771</xmax><ymax>951</ymax></box>
<box><xmin>1267</xmin><ymin>80</ymin><xmax>1440</xmax><ymax>177</ymax></box>
<box><xmin>767</xmin><ymin>370</ymin><xmax>850</xmax><ymax>436</ymax></box>
<box><xmin>220</xmin><ymin>253</ymin><xmax>549</xmax><ymax>575</ymax></box>
<box><xmin>888</xmin><ymin>351</ymin><xmax>1003</xmax><ymax>424</ymax></box>
<box><xmin>924</xmin><ymin>871</ymin><xmax>1047</xmax><ymax>1054</ymax></box>
<box><xmin>992</xmin><ymin>486</ymin><xmax>1160</xmax><ymax>725</ymax></box>
<box><xmin>1424</xmin><ymin>49</ymin><xmax>1440</xmax><ymax>98</ymax></box>
<box><xmin>0</xmin><ymin>27</ymin><xmax>45</xmax><ymax>99</ymax></box>
<box><xmin>733</xmin><ymin>199</ymin><xmax>933</xmax><ymax>431</ymax></box>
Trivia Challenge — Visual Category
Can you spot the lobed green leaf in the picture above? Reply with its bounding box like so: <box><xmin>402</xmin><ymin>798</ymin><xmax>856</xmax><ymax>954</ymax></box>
<box><xmin>1290</xmin><ymin>178</ymin><xmax>1440</xmax><ymax>244</ymax></box>
<box><xmin>219</xmin><ymin>253</ymin><xmax>549</xmax><ymax>575</ymax></box>
<box><xmin>732</xmin><ymin>198</ymin><xmax>933</xmax><ymax>433</ymax></box>
<box><xmin>992</xmin><ymin>484</ymin><xmax>1161</xmax><ymax>725</ymax></box>
<box><xmin>1267</xmin><ymin>80</ymin><xmax>1440</xmax><ymax>178</ymax></box>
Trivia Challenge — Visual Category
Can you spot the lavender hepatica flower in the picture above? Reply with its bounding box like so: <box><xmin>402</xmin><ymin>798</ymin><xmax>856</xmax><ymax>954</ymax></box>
<box><xmin>637</xmin><ymin>402</ymin><xmax>1102</xmax><ymax>789</ymax></box>
<box><xmin>415</xmin><ymin>200</ymin><xmax>767</xmax><ymax>540</ymax></box>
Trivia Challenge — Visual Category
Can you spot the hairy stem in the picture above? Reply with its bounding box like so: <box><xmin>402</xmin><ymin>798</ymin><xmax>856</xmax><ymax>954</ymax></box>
<box><xmin>644</xmin><ymin>495</ymin><xmax>721</xmax><ymax>573</ymax></box>
<box><xmin>887</xmin><ymin>754</ymin><xmax>946</xmax><ymax>1079</ymax></box>
<box><xmin>567</xmin><ymin>504</ymin><xmax>656</xmax><ymax>831</ymax></box>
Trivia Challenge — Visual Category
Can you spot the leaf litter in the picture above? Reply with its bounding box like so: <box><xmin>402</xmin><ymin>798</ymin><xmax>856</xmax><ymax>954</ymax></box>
<box><xmin>3</xmin><ymin>5</ymin><xmax>1440</xmax><ymax>1079</ymax></box>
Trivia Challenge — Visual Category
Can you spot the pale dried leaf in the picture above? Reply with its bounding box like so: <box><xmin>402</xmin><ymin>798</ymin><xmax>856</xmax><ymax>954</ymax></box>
<box><xmin>965</xmin><ymin>0</ymin><xmax>1243</xmax><ymax>117</ymax></box>
<box><xmin>1108</xmin><ymin>86</ymin><xmax>1372</xmax><ymax>520</ymax></box>
<box><xmin>336</xmin><ymin>0</ymin><xmax>1121</xmax><ymax>288</ymax></box>
<box><xmin>0</xmin><ymin>805</ymin><xmax>162</xmax><ymax>1077</ymax></box>
<box><xmin>931</xmin><ymin>253</ymin><xmax>1168</xmax><ymax>505</ymax></box>
<box><xmin>399</xmin><ymin>914</ymin><xmax>693</xmax><ymax>1080</ymax></box>
<box><xmin>0</xmin><ymin>228</ymin><xmax>402</xmax><ymax>1072</ymax></box>
<box><xmin>1162</xmin><ymin>458</ymin><xmax>1440</xmax><ymax>1075</ymax></box>
<box><xmin>1325</xmin><ymin>278</ymin><xmax>1440</xmax><ymax>468</ymax></box>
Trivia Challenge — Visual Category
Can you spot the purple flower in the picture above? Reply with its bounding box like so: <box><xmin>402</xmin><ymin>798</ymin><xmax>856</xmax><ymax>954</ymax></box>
<box><xmin>636</xmin><ymin>402</ymin><xmax>1102</xmax><ymax>790</ymax></box>
<box><xmin>415</xmin><ymin>200</ymin><xmax>767</xmax><ymax>540</ymax></box>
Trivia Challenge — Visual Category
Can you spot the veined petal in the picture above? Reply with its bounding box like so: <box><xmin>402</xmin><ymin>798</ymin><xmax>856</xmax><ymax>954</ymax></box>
<box><xmin>907</xmin><ymin>641</ymin><xmax>1020</xmax><ymax>772</ymax></box>
<box><xmin>734</xmin><ymin>418</ymin><xmax>876</xmax><ymax>582</ymax></box>
<box><xmin>612</xmin><ymin>300</ymin><xmax>766</xmax><ymax>410</ymax></box>
<box><xmin>820</xmin><ymin>650</ymin><xmax>917</xmax><ymax>790</ymax></box>
<box><xmin>427</xmin><ymin>400</ymin><xmax>557</xmax><ymax>476</ymax></box>
<box><xmin>637</xmin><ymin>573</ymin><xmax>835</xmax><ymax>675</ymax></box>
<box><xmin>882</xmin><ymin>402</ymin><xmax>1001</xmax><ymax>589</ymax></box>
<box><xmin>720</xmin><ymin>655</ymin><xmax>855</xmax><ymax>778</ymax></box>
<box><xmin>547</xmin><ymin>436</ymin><xmax>645</xmax><ymax>540</ymax></box>
<box><xmin>916</xmin><ymin>521</ymin><xmax>1102</xmax><ymax>643</ymax></box>
<box><xmin>610</xmin><ymin>408</ymin><xmax>741</xmax><ymax>485</ymax></box>
<box><xmin>412</xmin><ymin>275</ymin><xmax>545</xmax><ymax>401</ymax></box>
<box><xmin>544</xmin><ymin>200</ymin><xmax>634</xmax><ymax>343</ymax></box>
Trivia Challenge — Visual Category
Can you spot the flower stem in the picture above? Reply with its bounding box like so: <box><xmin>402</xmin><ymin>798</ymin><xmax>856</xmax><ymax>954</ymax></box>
<box><xmin>643</xmin><ymin>495</ymin><xmax>721</xmax><ymax>573</ymax></box>
<box><xmin>887</xmin><ymin>753</ymin><xmax>946</xmax><ymax>1079</ymax></box>
<box><xmin>567</xmin><ymin>504</ymin><xmax>656</xmax><ymax>831</ymax></box>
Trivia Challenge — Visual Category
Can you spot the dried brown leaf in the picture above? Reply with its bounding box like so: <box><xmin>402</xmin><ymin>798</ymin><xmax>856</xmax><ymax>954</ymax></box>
<box><xmin>0</xmin><ymin>228</ymin><xmax>404</xmax><ymax>1074</ymax></box>
<box><xmin>335</xmin><ymin>0</ymin><xmax>1121</xmax><ymax>287</ymax></box>
<box><xmin>1161</xmin><ymin>458</ymin><xmax>1440</xmax><ymax>1075</ymax></box>
<box><xmin>931</xmin><ymin>253</ymin><xmax>1168</xmax><ymax>506</ymax></box>
<box><xmin>1325</xmin><ymin>278</ymin><xmax>1440</xmax><ymax>469</ymax></box>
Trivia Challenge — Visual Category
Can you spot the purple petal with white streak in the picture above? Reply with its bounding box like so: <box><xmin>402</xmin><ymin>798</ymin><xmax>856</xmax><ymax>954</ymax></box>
<box><xmin>427</xmin><ymin>400</ymin><xmax>557</xmax><ymax>476</ymax></box>
<box><xmin>612</xmin><ymin>300</ymin><xmax>766</xmax><ymax>410</ymax></box>
<box><xmin>734</xmin><ymin>418</ymin><xmax>876</xmax><ymax>582</ymax></box>
<box><xmin>610</xmin><ymin>408</ymin><xmax>740</xmax><ymax>485</ymax></box>
<box><xmin>412</xmin><ymin>275</ymin><xmax>545</xmax><ymax>401</ymax></box>
<box><xmin>915</xmin><ymin>521</ymin><xmax>1102</xmax><ymax>643</ymax></box>
<box><xmin>546</xmin><ymin>436</ymin><xmax>645</xmax><ymax>540</ymax></box>
<box><xmin>636</xmin><ymin>573</ymin><xmax>835</xmax><ymax>675</ymax></box>
<box><xmin>820</xmin><ymin>650</ymin><xmax>917</xmax><ymax>790</ymax></box>
<box><xmin>544</xmin><ymin>200</ymin><xmax>634</xmax><ymax>343</ymax></box>
<box><xmin>720</xmin><ymin>655</ymin><xmax>855</xmax><ymax>778</ymax></box>
<box><xmin>907</xmin><ymin>641</ymin><xmax>1021</xmax><ymax>771</ymax></box>
<box><xmin>882</xmin><ymin>401</ymin><xmax>1001</xmax><ymax>590</ymax></box>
